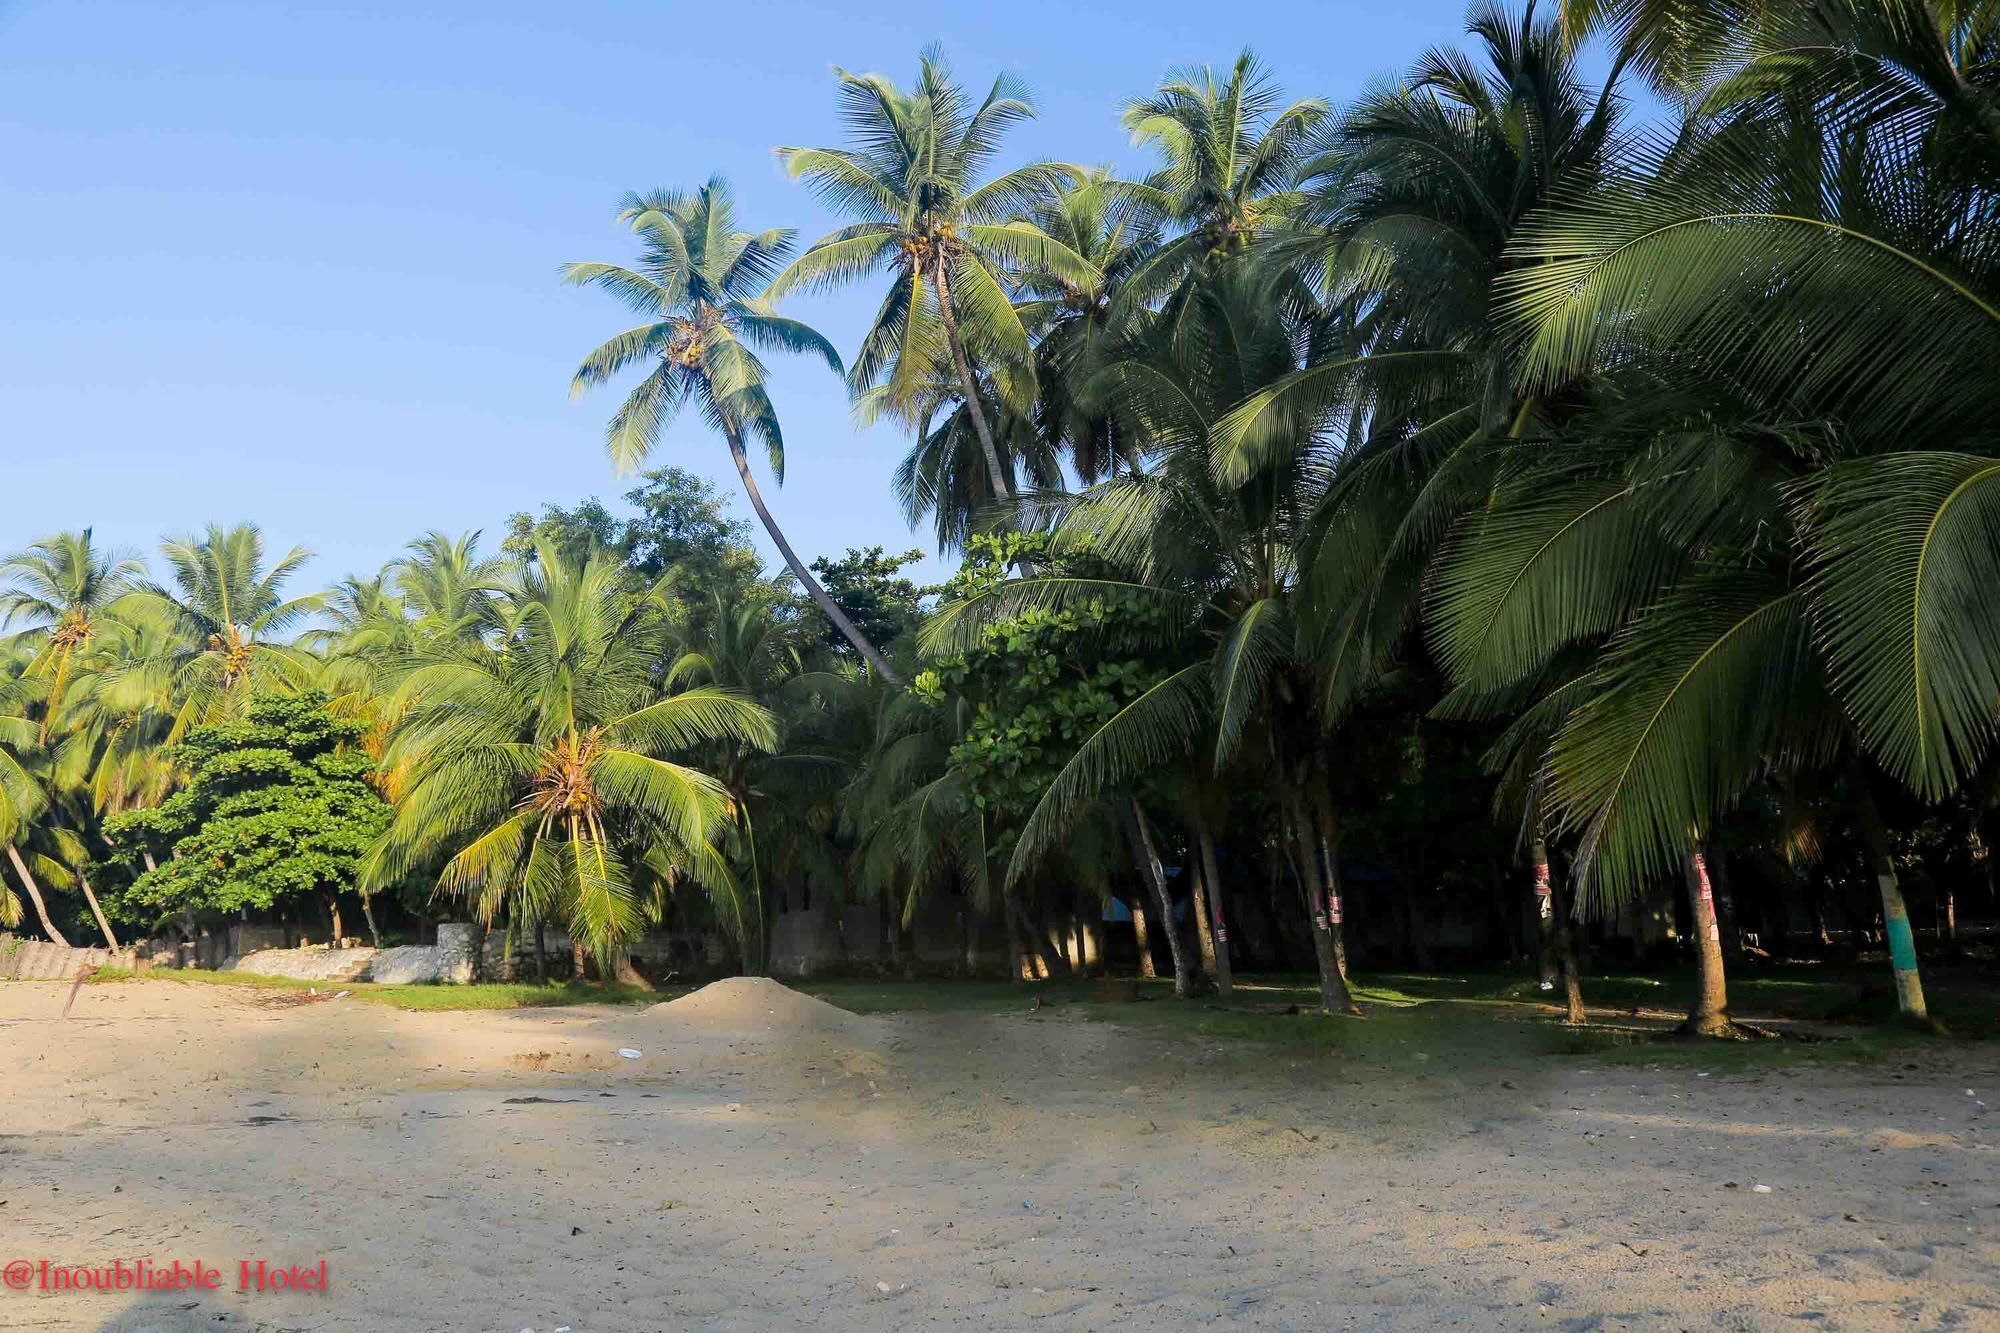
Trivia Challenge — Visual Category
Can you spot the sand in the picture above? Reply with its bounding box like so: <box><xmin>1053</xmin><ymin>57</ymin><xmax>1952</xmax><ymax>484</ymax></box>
<box><xmin>1</xmin><ymin>978</ymin><xmax>1996</xmax><ymax>1331</ymax></box>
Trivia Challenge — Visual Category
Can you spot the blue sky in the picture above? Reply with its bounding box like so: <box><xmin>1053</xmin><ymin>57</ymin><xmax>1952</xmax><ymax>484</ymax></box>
<box><xmin>1</xmin><ymin>0</ymin><xmax>1572</xmax><ymax>590</ymax></box>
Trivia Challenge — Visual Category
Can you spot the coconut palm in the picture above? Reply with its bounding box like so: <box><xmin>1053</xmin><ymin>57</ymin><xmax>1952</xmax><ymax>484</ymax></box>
<box><xmin>564</xmin><ymin>177</ymin><xmax>901</xmax><ymax>685</ymax></box>
<box><xmin>1011</xmin><ymin>168</ymin><xmax>1168</xmax><ymax>484</ymax></box>
<box><xmin>1110</xmin><ymin>50</ymin><xmax>1327</xmax><ymax>318</ymax></box>
<box><xmin>772</xmin><ymin>47</ymin><xmax>1096</xmax><ymax>505</ymax></box>
<box><xmin>107</xmin><ymin>524</ymin><xmax>321</xmax><ymax>739</ymax></box>
<box><xmin>361</xmin><ymin>546</ymin><xmax>777</xmax><ymax>968</ymax></box>
<box><xmin>0</xmin><ymin>530</ymin><xmax>147</xmax><ymax>741</ymax></box>
<box><xmin>1474</xmin><ymin>3</ymin><xmax>2000</xmax><ymax>1020</ymax></box>
<box><xmin>389</xmin><ymin>530</ymin><xmax>506</xmax><ymax>643</ymax></box>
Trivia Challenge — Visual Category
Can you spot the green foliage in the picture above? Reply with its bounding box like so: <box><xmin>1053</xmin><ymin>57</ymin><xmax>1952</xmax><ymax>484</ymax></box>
<box><xmin>104</xmin><ymin>691</ymin><xmax>389</xmax><ymax>920</ymax></box>
<box><xmin>808</xmin><ymin>546</ymin><xmax>932</xmax><ymax>656</ymax></box>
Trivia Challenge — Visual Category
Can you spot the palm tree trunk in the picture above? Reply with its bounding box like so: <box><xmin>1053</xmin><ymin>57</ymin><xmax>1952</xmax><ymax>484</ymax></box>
<box><xmin>1191</xmin><ymin>803</ymin><xmax>1232</xmax><ymax>997</ymax></box>
<box><xmin>721</xmin><ymin>424</ymin><xmax>901</xmax><ymax>686</ymax></box>
<box><xmin>7</xmin><ymin>844</ymin><xmax>69</xmax><ymax>947</ymax></box>
<box><xmin>1129</xmin><ymin>888</ymin><xmax>1157</xmax><ymax>979</ymax></box>
<box><xmin>1121</xmin><ymin>797</ymin><xmax>1192</xmax><ymax>998</ymax></box>
<box><xmin>359</xmin><ymin>892</ymin><xmax>382</xmax><ymax>949</ymax></box>
<box><xmin>1284</xmin><ymin>792</ymin><xmax>1359</xmax><ymax>1014</ymax></box>
<box><xmin>532</xmin><ymin>918</ymin><xmax>548</xmax><ymax>984</ymax></box>
<box><xmin>1531</xmin><ymin>831</ymin><xmax>1586</xmax><ymax>1024</ymax></box>
<box><xmin>1680</xmin><ymin>844</ymin><xmax>1733</xmax><ymax>1036</ymax></box>
<box><xmin>1310</xmin><ymin>788</ymin><xmax>1359</xmax><ymax>992</ymax></box>
<box><xmin>77</xmin><ymin>872</ymin><xmax>119</xmax><ymax>951</ymax></box>
<box><xmin>1854</xmin><ymin>777</ymin><xmax>1929</xmax><ymax>1023</ymax></box>
<box><xmin>930</xmin><ymin>267</ymin><xmax>1013</xmax><ymax>502</ymax></box>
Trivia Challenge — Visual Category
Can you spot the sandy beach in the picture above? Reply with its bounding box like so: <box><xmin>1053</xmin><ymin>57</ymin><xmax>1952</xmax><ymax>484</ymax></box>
<box><xmin>1</xmin><ymin>978</ymin><xmax>1995</xmax><ymax>1332</ymax></box>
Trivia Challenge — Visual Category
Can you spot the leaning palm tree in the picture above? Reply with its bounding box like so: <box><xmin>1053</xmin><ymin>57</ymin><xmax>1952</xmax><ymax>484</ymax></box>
<box><xmin>0</xmin><ymin>530</ymin><xmax>147</xmax><ymax>741</ymax></box>
<box><xmin>772</xmin><ymin>47</ymin><xmax>1096</xmax><ymax>505</ymax></box>
<box><xmin>361</xmin><ymin>546</ymin><xmax>777</xmax><ymax>969</ymax></box>
<box><xmin>565</xmin><ymin>176</ymin><xmax>901</xmax><ymax>684</ymax></box>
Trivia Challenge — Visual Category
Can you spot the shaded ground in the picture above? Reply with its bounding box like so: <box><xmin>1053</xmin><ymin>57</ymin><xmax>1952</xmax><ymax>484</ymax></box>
<box><xmin>1</xmin><ymin>974</ymin><xmax>1996</xmax><ymax>1331</ymax></box>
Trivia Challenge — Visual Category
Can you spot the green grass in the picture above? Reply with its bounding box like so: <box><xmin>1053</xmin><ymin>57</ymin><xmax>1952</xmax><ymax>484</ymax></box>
<box><xmin>75</xmin><ymin>959</ymin><xmax>1996</xmax><ymax>1066</ymax></box>
<box><xmin>85</xmin><ymin>966</ymin><xmax>664</xmax><ymax>1011</ymax></box>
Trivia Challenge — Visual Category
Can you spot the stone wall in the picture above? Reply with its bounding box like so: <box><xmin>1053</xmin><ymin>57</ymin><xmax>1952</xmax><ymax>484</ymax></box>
<box><xmin>0</xmin><ymin>935</ymin><xmax>134</xmax><ymax>980</ymax></box>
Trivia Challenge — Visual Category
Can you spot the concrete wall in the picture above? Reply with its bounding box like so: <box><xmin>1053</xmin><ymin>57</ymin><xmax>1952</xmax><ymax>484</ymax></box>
<box><xmin>0</xmin><ymin>935</ymin><xmax>134</xmax><ymax>979</ymax></box>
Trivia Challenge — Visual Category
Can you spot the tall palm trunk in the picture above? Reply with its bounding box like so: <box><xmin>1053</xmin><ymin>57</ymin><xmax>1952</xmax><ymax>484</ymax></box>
<box><xmin>1680</xmin><ymin>844</ymin><xmax>1732</xmax><ymax>1036</ymax></box>
<box><xmin>931</xmin><ymin>267</ymin><xmax>1014</xmax><ymax>502</ymax></box>
<box><xmin>721</xmin><ymin>423</ymin><xmax>901</xmax><ymax>686</ymax></box>
<box><xmin>77</xmin><ymin>872</ymin><xmax>119</xmax><ymax>951</ymax></box>
<box><xmin>7</xmin><ymin>844</ymin><xmax>69</xmax><ymax>947</ymax></box>
<box><xmin>1854</xmin><ymin>777</ymin><xmax>1929</xmax><ymax>1023</ymax></box>
<box><xmin>1121</xmin><ymin>797</ymin><xmax>1192</xmax><ymax>998</ymax></box>
<box><xmin>1191</xmin><ymin>803</ymin><xmax>1232</xmax><ymax>997</ymax></box>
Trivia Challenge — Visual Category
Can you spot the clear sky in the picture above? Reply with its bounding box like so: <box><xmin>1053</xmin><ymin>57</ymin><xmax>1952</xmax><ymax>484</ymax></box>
<box><xmin>1</xmin><ymin>0</ymin><xmax>1564</xmax><ymax>590</ymax></box>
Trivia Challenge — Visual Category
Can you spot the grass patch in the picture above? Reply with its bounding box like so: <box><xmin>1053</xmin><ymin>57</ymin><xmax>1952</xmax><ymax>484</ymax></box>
<box><xmin>86</xmin><ymin>967</ymin><xmax>662</xmax><ymax>1011</ymax></box>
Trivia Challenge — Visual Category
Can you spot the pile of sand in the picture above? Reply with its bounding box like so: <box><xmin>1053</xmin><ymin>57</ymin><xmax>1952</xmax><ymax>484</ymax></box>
<box><xmin>641</xmin><ymin>976</ymin><xmax>875</xmax><ymax>1041</ymax></box>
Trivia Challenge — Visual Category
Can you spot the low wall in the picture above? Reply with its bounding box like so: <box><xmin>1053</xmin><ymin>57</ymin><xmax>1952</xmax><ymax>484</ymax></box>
<box><xmin>227</xmin><ymin>924</ymin><xmax>481</xmax><ymax>985</ymax></box>
<box><xmin>0</xmin><ymin>935</ymin><xmax>135</xmax><ymax>980</ymax></box>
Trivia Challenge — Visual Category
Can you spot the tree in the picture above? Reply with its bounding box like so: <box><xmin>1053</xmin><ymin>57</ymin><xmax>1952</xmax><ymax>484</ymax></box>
<box><xmin>773</xmin><ymin>48</ymin><xmax>1095</xmax><ymax>507</ymax></box>
<box><xmin>1112</xmin><ymin>50</ymin><xmax>1326</xmax><ymax>316</ymax></box>
<box><xmin>808</xmin><ymin>547</ymin><xmax>932</xmax><ymax>658</ymax></box>
<box><xmin>104</xmin><ymin>691</ymin><xmax>392</xmax><ymax>940</ymax></box>
<box><xmin>112</xmin><ymin>524</ymin><xmax>321</xmax><ymax>740</ymax></box>
<box><xmin>361</xmin><ymin>547</ymin><xmax>777</xmax><ymax>970</ymax></box>
<box><xmin>565</xmin><ymin>177</ymin><xmax>902</xmax><ymax>683</ymax></box>
<box><xmin>622</xmin><ymin>466</ymin><xmax>760</xmax><ymax>590</ymax></box>
<box><xmin>0</xmin><ymin>530</ymin><xmax>146</xmax><ymax>741</ymax></box>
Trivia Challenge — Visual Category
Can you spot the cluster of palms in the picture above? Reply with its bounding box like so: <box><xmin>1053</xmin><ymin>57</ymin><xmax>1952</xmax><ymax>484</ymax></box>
<box><xmin>565</xmin><ymin>0</ymin><xmax>1995</xmax><ymax>1026</ymax></box>
<box><xmin>7</xmin><ymin>3</ymin><xmax>1997</xmax><ymax>1030</ymax></box>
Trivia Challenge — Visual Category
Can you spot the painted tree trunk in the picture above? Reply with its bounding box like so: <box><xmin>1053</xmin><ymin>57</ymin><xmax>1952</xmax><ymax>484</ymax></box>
<box><xmin>1192</xmin><ymin>806</ymin><xmax>1232</xmax><ymax>997</ymax></box>
<box><xmin>931</xmin><ymin>266</ymin><xmax>1014</xmax><ymax>502</ymax></box>
<box><xmin>722</xmin><ymin>424</ymin><xmax>901</xmax><ymax>686</ymax></box>
<box><xmin>1855</xmin><ymin>781</ymin><xmax>1929</xmax><ymax>1022</ymax></box>
<box><xmin>1534</xmin><ymin>839</ymin><xmax>1560</xmax><ymax>991</ymax></box>
<box><xmin>1312</xmin><ymin>795</ymin><xmax>1358</xmax><ymax>988</ymax></box>
<box><xmin>77</xmin><ymin>872</ymin><xmax>120</xmax><ymax>951</ymax></box>
<box><xmin>1681</xmin><ymin>846</ymin><xmax>1733</xmax><ymax>1036</ymax></box>
<box><xmin>1122</xmin><ymin>798</ymin><xmax>1192</xmax><ymax>997</ymax></box>
<box><xmin>7</xmin><ymin>844</ymin><xmax>69</xmax><ymax>947</ymax></box>
<box><xmin>1533</xmin><ymin>835</ymin><xmax>1586</xmax><ymax>1024</ymax></box>
<box><xmin>1285</xmin><ymin>796</ymin><xmax>1359</xmax><ymax>1014</ymax></box>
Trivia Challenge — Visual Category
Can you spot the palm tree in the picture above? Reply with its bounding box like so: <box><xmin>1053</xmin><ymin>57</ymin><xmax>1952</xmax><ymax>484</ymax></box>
<box><xmin>1012</xmin><ymin>168</ymin><xmax>1167</xmax><ymax>483</ymax></box>
<box><xmin>1477</xmin><ymin>2</ymin><xmax>2000</xmax><ymax>1021</ymax></box>
<box><xmin>112</xmin><ymin>524</ymin><xmax>321</xmax><ymax>738</ymax></box>
<box><xmin>361</xmin><ymin>546</ymin><xmax>777</xmax><ymax>969</ymax></box>
<box><xmin>389</xmin><ymin>530</ymin><xmax>505</xmax><ymax>642</ymax></box>
<box><xmin>565</xmin><ymin>177</ymin><xmax>902</xmax><ymax>685</ymax></box>
<box><xmin>772</xmin><ymin>47</ymin><xmax>1096</xmax><ymax>506</ymax></box>
<box><xmin>0</xmin><ymin>530</ymin><xmax>147</xmax><ymax>741</ymax></box>
<box><xmin>1111</xmin><ymin>50</ymin><xmax>1327</xmax><ymax>317</ymax></box>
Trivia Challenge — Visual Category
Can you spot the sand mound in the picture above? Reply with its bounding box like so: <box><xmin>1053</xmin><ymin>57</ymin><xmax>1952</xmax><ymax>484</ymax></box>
<box><xmin>642</xmin><ymin>976</ymin><xmax>871</xmax><ymax>1040</ymax></box>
